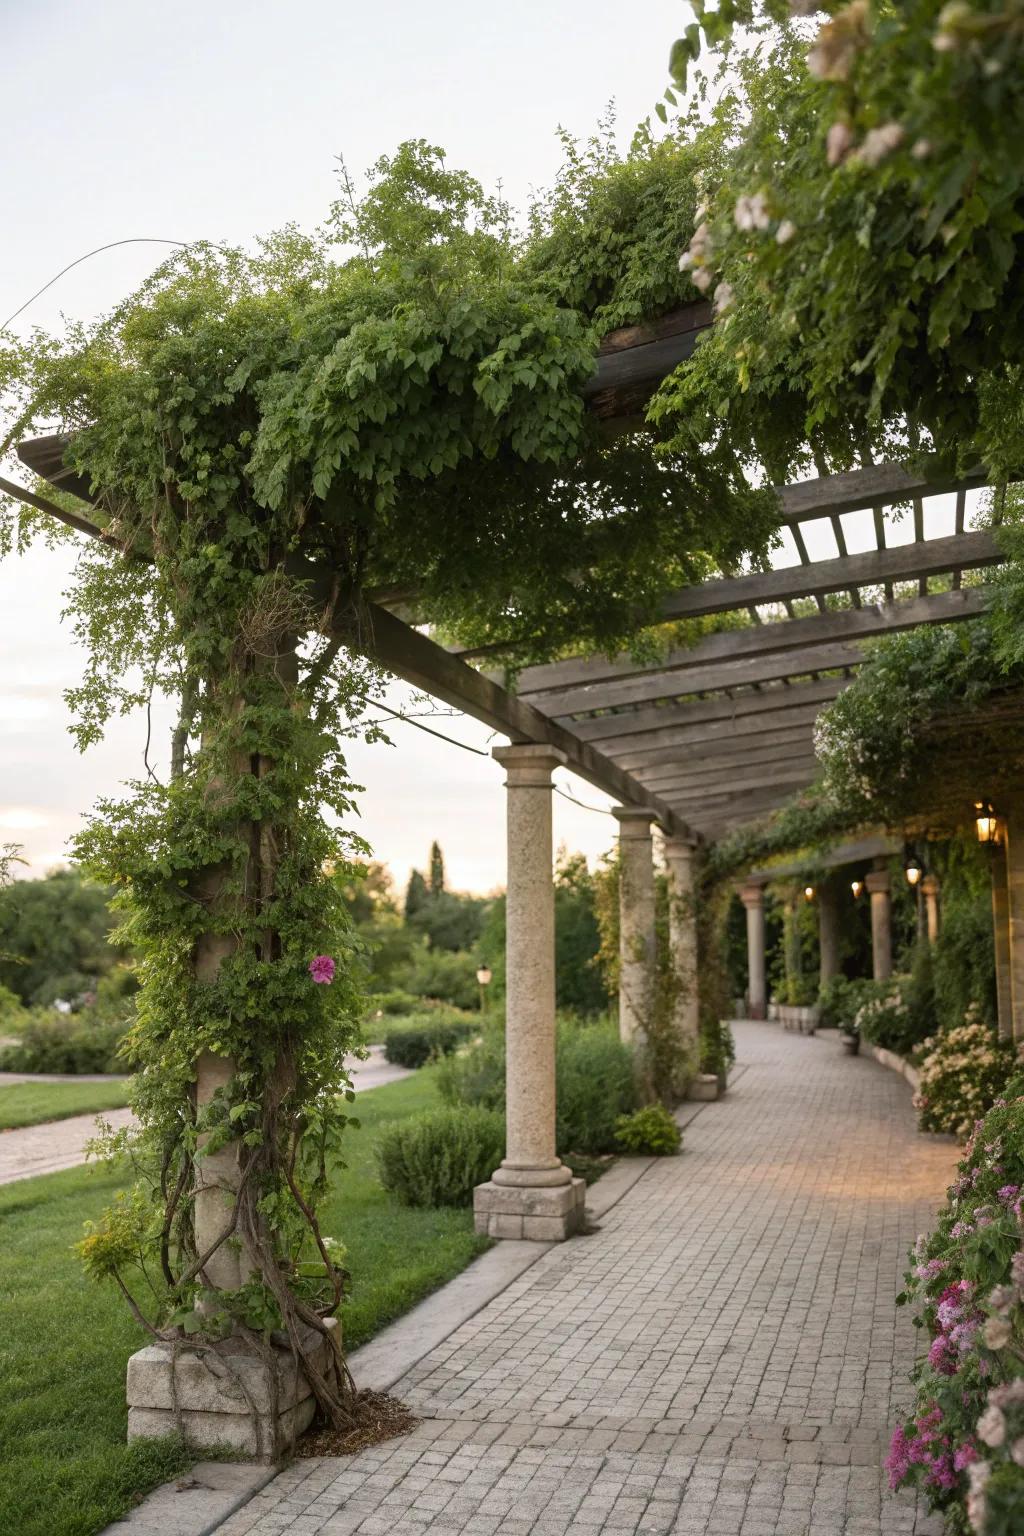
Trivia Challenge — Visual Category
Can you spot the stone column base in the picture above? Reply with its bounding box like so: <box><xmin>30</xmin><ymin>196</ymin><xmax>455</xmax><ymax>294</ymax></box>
<box><xmin>474</xmin><ymin>1177</ymin><xmax>586</xmax><ymax>1241</ymax></box>
<box><xmin>126</xmin><ymin>1317</ymin><xmax>339</xmax><ymax>1459</ymax></box>
<box><xmin>687</xmin><ymin>1073</ymin><xmax>720</xmax><ymax>1102</ymax></box>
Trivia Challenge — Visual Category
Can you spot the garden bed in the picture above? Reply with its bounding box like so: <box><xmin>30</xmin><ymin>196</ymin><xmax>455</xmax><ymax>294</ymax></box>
<box><xmin>0</xmin><ymin>1068</ymin><xmax>486</xmax><ymax>1536</ymax></box>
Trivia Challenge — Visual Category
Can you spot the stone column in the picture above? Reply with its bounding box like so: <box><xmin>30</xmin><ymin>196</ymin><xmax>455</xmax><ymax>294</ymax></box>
<box><xmin>865</xmin><ymin>866</ymin><xmax>893</xmax><ymax>982</ymax></box>
<box><xmin>1004</xmin><ymin>806</ymin><xmax>1024</xmax><ymax>1044</ymax></box>
<box><xmin>613</xmin><ymin>808</ymin><xmax>658</xmax><ymax>1048</ymax></box>
<box><xmin>664</xmin><ymin>836</ymin><xmax>700</xmax><ymax>1090</ymax></box>
<box><xmin>473</xmin><ymin>744</ymin><xmax>585</xmax><ymax>1241</ymax></box>
<box><xmin>739</xmin><ymin>883</ymin><xmax>767</xmax><ymax>1019</ymax></box>
<box><xmin>818</xmin><ymin>880</ymin><xmax>840</xmax><ymax>987</ymax></box>
<box><xmin>991</xmin><ymin>838</ymin><xmax>1013</xmax><ymax>1042</ymax></box>
<box><xmin>921</xmin><ymin>875</ymin><xmax>941</xmax><ymax>945</ymax></box>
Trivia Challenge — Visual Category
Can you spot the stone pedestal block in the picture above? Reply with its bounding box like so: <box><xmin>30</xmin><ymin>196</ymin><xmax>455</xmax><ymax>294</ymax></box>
<box><xmin>474</xmin><ymin>1177</ymin><xmax>586</xmax><ymax>1241</ymax></box>
<box><xmin>126</xmin><ymin>1317</ymin><xmax>339</xmax><ymax>1459</ymax></box>
<box><xmin>687</xmin><ymin>1073</ymin><xmax>719</xmax><ymax>1101</ymax></box>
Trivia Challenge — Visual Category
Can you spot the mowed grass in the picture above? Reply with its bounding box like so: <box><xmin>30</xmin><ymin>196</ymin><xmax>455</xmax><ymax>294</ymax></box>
<box><xmin>0</xmin><ymin>1067</ymin><xmax>487</xmax><ymax>1536</ymax></box>
<box><xmin>0</xmin><ymin>1078</ymin><xmax>132</xmax><ymax>1130</ymax></box>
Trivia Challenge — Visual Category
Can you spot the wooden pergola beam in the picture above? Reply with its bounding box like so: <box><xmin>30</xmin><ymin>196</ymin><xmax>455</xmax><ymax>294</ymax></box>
<box><xmin>516</xmin><ymin>587</ymin><xmax>987</xmax><ymax>705</ymax></box>
<box><xmin>608</xmin><ymin>708</ymin><xmax>827</xmax><ymax>768</ymax></box>
<box><xmin>561</xmin><ymin>677</ymin><xmax>849</xmax><ymax>744</ymax></box>
<box><xmin>657</xmin><ymin>530</ymin><xmax>1000</xmax><ymax>622</ymax></box>
<box><xmin>638</xmin><ymin>756</ymin><xmax>820</xmax><ymax>797</ymax></box>
<box><xmin>325</xmin><ymin>603</ymin><xmax>691</xmax><ymax>837</ymax></box>
<box><xmin>623</xmin><ymin>728</ymin><xmax>817</xmax><ymax>777</ymax></box>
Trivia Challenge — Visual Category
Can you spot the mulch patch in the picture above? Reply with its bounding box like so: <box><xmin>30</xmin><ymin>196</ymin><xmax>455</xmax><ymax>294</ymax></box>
<box><xmin>294</xmin><ymin>1389</ymin><xmax>419</xmax><ymax>1457</ymax></box>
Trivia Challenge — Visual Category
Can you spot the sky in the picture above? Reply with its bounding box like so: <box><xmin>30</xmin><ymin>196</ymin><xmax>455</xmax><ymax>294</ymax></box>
<box><xmin>0</xmin><ymin>3</ymin><xmax>989</xmax><ymax>896</ymax></box>
<box><xmin>0</xmin><ymin>0</ymin><xmax>692</xmax><ymax>893</ymax></box>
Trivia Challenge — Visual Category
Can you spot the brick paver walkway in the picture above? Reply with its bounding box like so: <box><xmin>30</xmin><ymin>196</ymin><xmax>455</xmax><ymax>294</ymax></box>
<box><xmin>213</xmin><ymin>1022</ymin><xmax>957</xmax><ymax>1536</ymax></box>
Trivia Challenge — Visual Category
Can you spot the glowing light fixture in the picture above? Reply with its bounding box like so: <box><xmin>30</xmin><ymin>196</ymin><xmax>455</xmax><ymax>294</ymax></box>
<box><xmin>476</xmin><ymin>966</ymin><xmax>492</xmax><ymax>987</ymax></box>
<box><xmin>975</xmin><ymin>801</ymin><xmax>999</xmax><ymax>847</ymax></box>
<box><xmin>851</xmin><ymin>878</ymin><xmax>864</xmax><ymax>900</ymax></box>
<box><xmin>804</xmin><ymin>885</ymin><xmax>815</xmax><ymax>902</ymax></box>
<box><xmin>905</xmin><ymin>853</ymin><xmax>923</xmax><ymax>887</ymax></box>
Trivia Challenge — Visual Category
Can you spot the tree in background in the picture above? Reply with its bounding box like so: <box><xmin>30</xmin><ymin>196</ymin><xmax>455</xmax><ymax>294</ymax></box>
<box><xmin>428</xmin><ymin>841</ymin><xmax>445</xmax><ymax>896</ymax></box>
<box><xmin>0</xmin><ymin>868</ymin><xmax>126</xmax><ymax>1006</ymax></box>
<box><xmin>404</xmin><ymin>869</ymin><xmax>429</xmax><ymax>920</ymax></box>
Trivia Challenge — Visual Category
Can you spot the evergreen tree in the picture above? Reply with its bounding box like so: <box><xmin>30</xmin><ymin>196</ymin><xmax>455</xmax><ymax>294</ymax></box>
<box><xmin>429</xmin><ymin>841</ymin><xmax>445</xmax><ymax>896</ymax></box>
<box><xmin>404</xmin><ymin>868</ymin><xmax>428</xmax><ymax>919</ymax></box>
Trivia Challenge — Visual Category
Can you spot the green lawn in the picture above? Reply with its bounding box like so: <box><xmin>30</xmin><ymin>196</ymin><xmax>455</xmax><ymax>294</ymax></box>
<box><xmin>0</xmin><ymin>1078</ymin><xmax>132</xmax><ymax>1130</ymax></box>
<box><xmin>0</xmin><ymin>1068</ymin><xmax>487</xmax><ymax>1536</ymax></box>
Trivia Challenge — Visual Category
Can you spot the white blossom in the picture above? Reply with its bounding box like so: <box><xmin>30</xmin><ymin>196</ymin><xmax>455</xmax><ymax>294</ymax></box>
<box><xmin>776</xmin><ymin>219</ymin><xmax>798</xmax><ymax>245</ymax></box>
<box><xmin>1012</xmin><ymin>1437</ymin><xmax>1024</xmax><ymax>1469</ymax></box>
<box><xmin>977</xmin><ymin>1404</ymin><xmax>1007</xmax><ymax>1448</ymax></box>
<box><xmin>713</xmin><ymin>281</ymin><xmax>735</xmax><ymax>316</ymax></box>
<box><xmin>734</xmin><ymin>193</ymin><xmax>771</xmax><ymax>233</ymax></box>
<box><xmin>983</xmin><ymin>1315</ymin><xmax>1012</xmax><ymax>1350</ymax></box>
<box><xmin>855</xmin><ymin>122</ymin><xmax>905</xmax><ymax>168</ymax></box>
<box><xmin>691</xmin><ymin>266</ymin><xmax>713</xmax><ymax>294</ymax></box>
<box><xmin>827</xmin><ymin>121</ymin><xmax>853</xmax><ymax>167</ymax></box>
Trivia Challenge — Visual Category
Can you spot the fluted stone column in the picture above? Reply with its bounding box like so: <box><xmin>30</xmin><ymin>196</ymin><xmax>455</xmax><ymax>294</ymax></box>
<box><xmin>613</xmin><ymin>808</ymin><xmax>658</xmax><ymax>1048</ymax></box>
<box><xmin>865</xmin><ymin>866</ymin><xmax>893</xmax><ymax>982</ymax></box>
<box><xmin>991</xmin><ymin>838</ymin><xmax>1013</xmax><ymax>1042</ymax></box>
<box><xmin>739</xmin><ymin>883</ymin><xmax>766</xmax><ymax>1019</ymax></box>
<box><xmin>664</xmin><ymin>836</ymin><xmax>700</xmax><ymax>1090</ymax></box>
<box><xmin>473</xmin><ymin>744</ymin><xmax>585</xmax><ymax>1241</ymax></box>
<box><xmin>921</xmin><ymin>875</ymin><xmax>941</xmax><ymax>945</ymax></box>
<box><xmin>818</xmin><ymin>880</ymin><xmax>840</xmax><ymax>987</ymax></box>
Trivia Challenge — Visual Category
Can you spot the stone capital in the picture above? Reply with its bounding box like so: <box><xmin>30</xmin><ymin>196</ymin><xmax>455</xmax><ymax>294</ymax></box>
<box><xmin>738</xmin><ymin>882</ymin><xmax>765</xmax><ymax>911</ymax></box>
<box><xmin>613</xmin><ymin>806</ymin><xmax>658</xmax><ymax>839</ymax></box>
<box><xmin>921</xmin><ymin>874</ymin><xmax>940</xmax><ymax>898</ymax></box>
<box><xmin>663</xmin><ymin>835</ymin><xmax>698</xmax><ymax>862</ymax></box>
<box><xmin>865</xmin><ymin>869</ymin><xmax>891</xmax><ymax>896</ymax></box>
<box><xmin>492</xmin><ymin>743</ymin><xmax>567</xmax><ymax>787</ymax></box>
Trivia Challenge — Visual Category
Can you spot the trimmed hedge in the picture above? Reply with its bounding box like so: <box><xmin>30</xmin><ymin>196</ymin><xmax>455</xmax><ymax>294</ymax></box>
<box><xmin>374</xmin><ymin>1106</ymin><xmax>505</xmax><ymax>1207</ymax></box>
<box><xmin>437</xmin><ymin>1017</ymin><xmax>637</xmax><ymax>1155</ymax></box>
<box><xmin>380</xmin><ymin>1011</ymin><xmax>477</xmax><ymax>1068</ymax></box>
<box><xmin>0</xmin><ymin>1012</ymin><xmax>130</xmax><ymax>1074</ymax></box>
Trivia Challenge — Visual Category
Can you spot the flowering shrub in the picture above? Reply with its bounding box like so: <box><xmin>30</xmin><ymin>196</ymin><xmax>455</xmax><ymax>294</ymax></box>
<box><xmin>913</xmin><ymin>1013</ymin><xmax>1019</xmax><ymax>1138</ymax></box>
<box><xmin>853</xmin><ymin>978</ymin><xmax>916</xmax><ymax>1053</ymax></box>
<box><xmin>892</xmin><ymin>1090</ymin><xmax>1024</xmax><ymax>1532</ymax></box>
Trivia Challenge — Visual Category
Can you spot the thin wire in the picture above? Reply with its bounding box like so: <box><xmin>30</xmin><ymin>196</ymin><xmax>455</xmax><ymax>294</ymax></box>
<box><xmin>356</xmin><ymin>696</ymin><xmax>491</xmax><ymax>756</ymax></box>
<box><xmin>2</xmin><ymin>237</ymin><xmax>194</xmax><ymax>330</ymax></box>
<box><xmin>355</xmin><ymin>697</ymin><xmax>621</xmax><ymax>812</ymax></box>
<box><xmin>555</xmin><ymin>786</ymin><xmax>617</xmax><ymax>817</ymax></box>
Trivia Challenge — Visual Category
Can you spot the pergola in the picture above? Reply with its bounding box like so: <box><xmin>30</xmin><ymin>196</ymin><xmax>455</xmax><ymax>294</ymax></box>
<box><xmin>6</xmin><ymin>300</ymin><xmax>1015</xmax><ymax>1249</ymax></box>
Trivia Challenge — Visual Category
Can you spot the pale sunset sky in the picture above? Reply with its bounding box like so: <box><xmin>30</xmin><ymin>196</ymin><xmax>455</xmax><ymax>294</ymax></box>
<box><xmin>0</xmin><ymin>0</ymin><xmax>696</xmax><ymax>892</ymax></box>
<box><xmin>1</xmin><ymin>3</ymin><xmax>982</xmax><ymax>894</ymax></box>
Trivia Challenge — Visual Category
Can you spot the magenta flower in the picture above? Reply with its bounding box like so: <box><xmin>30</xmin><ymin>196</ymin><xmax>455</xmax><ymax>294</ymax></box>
<box><xmin>309</xmin><ymin>954</ymin><xmax>335</xmax><ymax>985</ymax></box>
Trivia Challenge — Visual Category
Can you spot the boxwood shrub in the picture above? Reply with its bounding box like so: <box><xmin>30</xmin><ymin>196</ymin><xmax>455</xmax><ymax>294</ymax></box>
<box><xmin>380</xmin><ymin>1010</ymin><xmax>478</xmax><ymax>1068</ymax></box>
<box><xmin>374</xmin><ymin>1106</ymin><xmax>505</xmax><ymax>1207</ymax></box>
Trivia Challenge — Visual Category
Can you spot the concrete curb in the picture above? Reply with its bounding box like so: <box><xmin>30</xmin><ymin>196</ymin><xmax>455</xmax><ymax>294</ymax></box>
<box><xmin>99</xmin><ymin>1461</ymin><xmax>279</xmax><ymax>1536</ymax></box>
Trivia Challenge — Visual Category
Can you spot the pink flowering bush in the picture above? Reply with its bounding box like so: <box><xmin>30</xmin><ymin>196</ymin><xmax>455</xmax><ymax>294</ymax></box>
<box><xmin>893</xmin><ymin>1088</ymin><xmax>1024</xmax><ymax>1532</ymax></box>
<box><xmin>913</xmin><ymin>1011</ymin><xmax>1019</xmax><ymax>1138</ymax></box>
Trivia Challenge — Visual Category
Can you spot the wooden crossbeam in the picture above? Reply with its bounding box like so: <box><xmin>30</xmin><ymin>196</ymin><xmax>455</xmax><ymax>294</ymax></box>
<box><xmin>618</xmin><ymin>727</ymin><xmax>816</xmax><ymax>777</ymax></box>
<box><xmin>324</xmin><ymin>604</ymin><xmax>690</xmax><ymax>836</ymax></box>
<box><xmin>606</xmin><ymin>709</ymin><xmax>825</xmax><ymax>767</ymax></box>
<box><xmin>520</xmin><ymin>589</ymin><xmax>986</xmax><ymax>717</ymax></box>
<box><xmin>637</xmin><ymin>756</ymin><xmax>819</xmax><ymax>797</ymax></box>
<box><xmin>560</xmin><ymin>677</ymin><xmax>849</xmax><ymax>743</ymax></box>
<box><xmin>655</xmin><ymin>530</ymin><xmax>1000</xmax><ymax>623</ymax></box>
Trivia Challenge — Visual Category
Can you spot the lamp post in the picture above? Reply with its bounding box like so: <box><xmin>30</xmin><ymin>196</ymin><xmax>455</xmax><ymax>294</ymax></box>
<box><xmin>476</xmin><ymin>964</ymin><xmax>492</xmax><ymax>1016</ymax></box>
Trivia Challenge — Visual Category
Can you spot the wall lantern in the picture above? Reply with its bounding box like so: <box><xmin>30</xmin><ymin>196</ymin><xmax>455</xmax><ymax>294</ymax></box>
<box><xmin>851</xmin><ymin>878</ymin><xmax>864</xmax><ymax>900</ymax></box>
<box><xmin>803</xmin><ymin>885</ymin><xmax>815</xmax><ymax>902</ymax></box>
<box><xmin>975</xmin><ymin>800</ymin><xmax>1000</xmax><ymax>847</ymax></box>
<box><xmin>476</xmin><ymin>964</ymin><xmax>493</xmax><ymax>1013</ymax></box>
<box><xmin>904</xmin><ymin>853</ymin><xmax>923</xmax><ymax>887</ymax></box>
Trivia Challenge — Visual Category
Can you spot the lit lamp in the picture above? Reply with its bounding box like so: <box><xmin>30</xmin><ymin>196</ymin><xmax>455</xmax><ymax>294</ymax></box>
<box><xmin>851</xmin><ymin>878</ymin><xmax>864</xmax><ymax>900</ymax></box>
<box><xmin>476</xmin><ymin>964</ymin><xmax>492</xmax><ymax>1014</ymax></box>
<box><xmin>803</xmin><ymin>885</ymin><xmax>815</xmax><ymax>902</ymax></box>
<box><xmin>904</xmin><ymin>852</ymin><xmax>923</xmax><ymax>887</ymax></box>
<box><xmin>975</xmin><ymin>800</ymin><xmax>999</xmax><ymax>847</ymax></box>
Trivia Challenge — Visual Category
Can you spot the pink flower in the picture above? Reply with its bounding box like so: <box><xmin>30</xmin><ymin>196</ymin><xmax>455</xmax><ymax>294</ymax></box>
<box><xmin>309</xmin><ymin>954</ymin><xmax>336</xmax><ymax>985</ymax></box>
